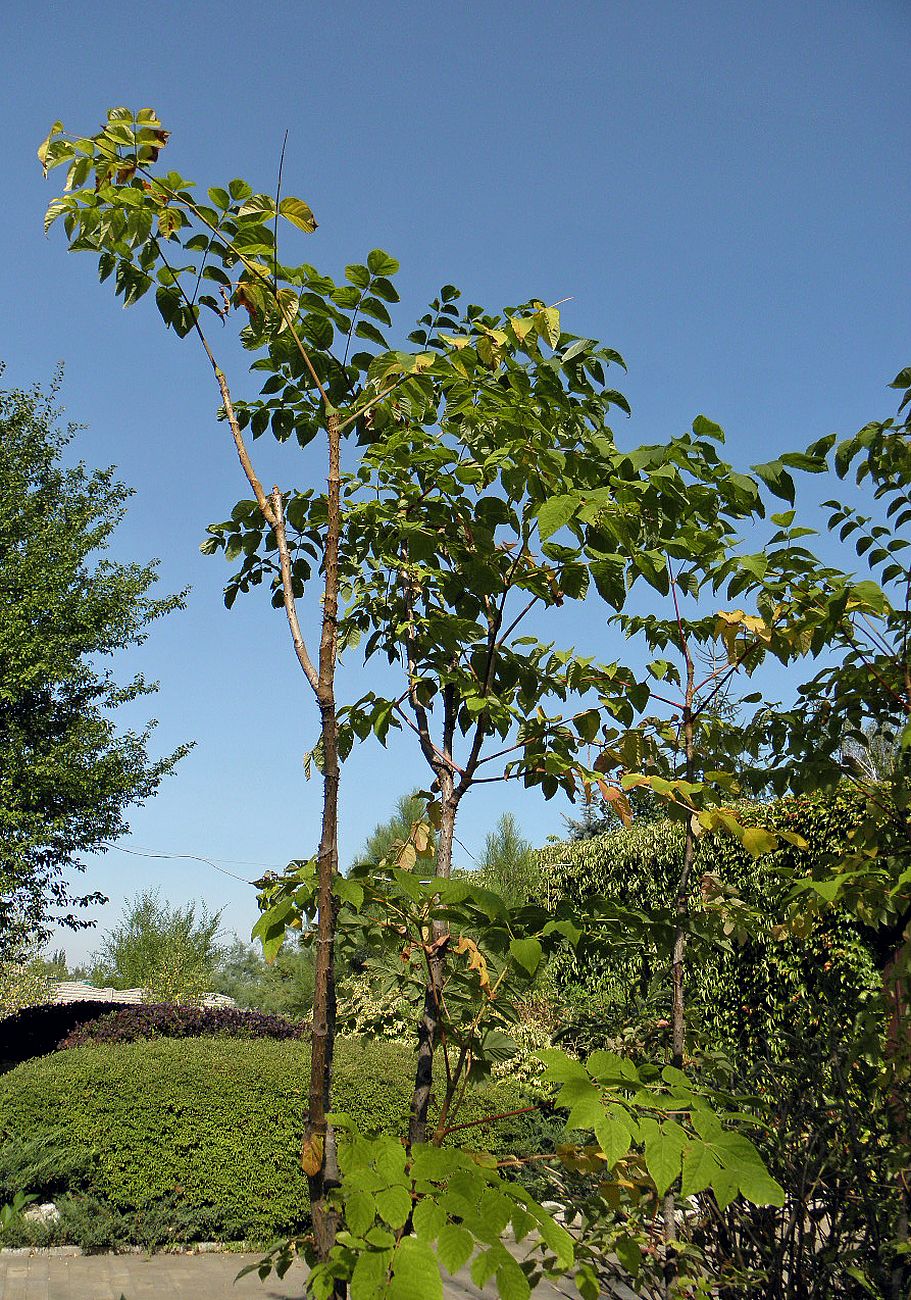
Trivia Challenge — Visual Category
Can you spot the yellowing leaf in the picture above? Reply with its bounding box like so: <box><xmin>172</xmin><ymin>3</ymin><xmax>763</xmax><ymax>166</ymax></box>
<box><xmin>741</xmin><ymin>826</ymin><xmax>778</xmax><ymax>858</ymax></box>
<box><xmin>301</xmin><ymin>1132</ymin><xmax>324</xmax><ymax>1176</ymax></box>
<box><xmin>598</xmin><ymin>780</ymin><xmax>632</xmax><ymax>826</ymax></box>
<box><xmin>279</xmin><ymin>195</ymin><xmax>318</xmax><ymax>233</ymax></box>
<box><xmin>37</xmin><ymin>121</ymin><xmax>64</xmax><ymax>176</ymax></box>
<box><xmin>536</xmin><ymin>306</ymin><xmax>561</xmax><ymax>347</ymax></box>
<box><xmin>453</xmin><ymin>935</ymin><xmax>492</xmax><ymax>994</ymax></box>
<box><xmin>157</xmin><ymin>206</ymin><xmax>182</xmax><ymax>239</ymax></box>
<box><xmin>412</xmin><ymin>821</ymin><xmax>432</xmax><ymax>855</ymax></box>
<box><xmin>476</xmin><ymin>336</ymin><xmax>503</xmax><ymax>368</ymax></box>
<box><xmin>508</xmin><ymin>315</ymin><xmax>535</xmax><ymax>343</ymax></box>
<box><xmin>397</xmin><ymin>841</ymin><xmax>417</xmax><ymax>871</ymax></box>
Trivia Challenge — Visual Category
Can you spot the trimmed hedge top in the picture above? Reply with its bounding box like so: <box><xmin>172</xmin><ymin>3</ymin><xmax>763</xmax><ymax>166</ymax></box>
<box><xmin>0</xmin><ymin>1035</ymin><xmax>538</xmax><ymax>1240</ymax></box>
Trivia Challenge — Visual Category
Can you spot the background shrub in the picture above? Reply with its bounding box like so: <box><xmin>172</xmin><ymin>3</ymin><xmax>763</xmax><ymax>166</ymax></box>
<box><xmin>536</xmin><ymin>790</ymin><xmax>880</xmax><ymax>1063</ymax></box>
<box><xmin>0</xmin><ymin>1035</ymin><xmax>539</xmax><ymax>1242</ymax></box>
<box><xmin>0</xmin><ymin>1000</ymin><xmax>133</xmax><ymax>1069</ymax></box>
<box><xmin>57</xmin><ymin>1003</ymin><xmax>308</xmax><ymax>1049</ymax></box>
<box><xmin>0</xmin><ymin>1000</ymin><xmax>308</xmax><ymax>1070</ymax></box>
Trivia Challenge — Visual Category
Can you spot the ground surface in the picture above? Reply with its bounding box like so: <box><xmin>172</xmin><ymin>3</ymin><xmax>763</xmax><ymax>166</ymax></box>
<box><xmin>0</xmin><ymin>1250</ymin><xmax>582</xmax><ymax>1299</ymax></box>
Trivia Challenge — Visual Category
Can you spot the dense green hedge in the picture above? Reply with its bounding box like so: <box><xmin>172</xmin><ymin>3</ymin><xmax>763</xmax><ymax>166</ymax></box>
<box><xmin>0</xmin><ymin>1035</ymin><xmax>538</xmax><ymax>1241</ymax></box>
<box><xmin>536</xmin><ymin>790</ymin><xmax>880</xmax><ymax>1060</ymax></box>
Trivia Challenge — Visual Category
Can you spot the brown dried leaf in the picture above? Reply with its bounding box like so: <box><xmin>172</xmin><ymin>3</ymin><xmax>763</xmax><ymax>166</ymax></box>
<box><xmin>301</xmin><ymin>1132</ymin><xmax>324</xmax><ymax>1177</ymax></box>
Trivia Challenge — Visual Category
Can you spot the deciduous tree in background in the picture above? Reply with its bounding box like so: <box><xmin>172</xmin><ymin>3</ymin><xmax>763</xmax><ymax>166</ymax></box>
<box><xmin>90</xmin><ymin>889</ymin><xmax>224</xmax><ymax>1004</ymax></box>
<box><xmin>0</xmin><ymin>373</ymin><xmax>186</xmax><ymax>962</ymax></box>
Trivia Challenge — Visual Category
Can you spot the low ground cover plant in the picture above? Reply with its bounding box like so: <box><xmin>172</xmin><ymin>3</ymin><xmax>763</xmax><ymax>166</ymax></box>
<box><xmin>57</xmin><ymin>1003</ymin><xmax>308</xmax><ymax>1049</ymax></box>
<box><xmin>0</xmin><ymin>1001</ymin><xmax>307</xmax><ymax>1069</ymax></box>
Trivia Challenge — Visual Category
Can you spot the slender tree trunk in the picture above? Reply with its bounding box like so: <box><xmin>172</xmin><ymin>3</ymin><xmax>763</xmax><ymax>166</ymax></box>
<box><xmin>883</xmin><ymin>941</ymin><xmax>911</xmax><ymax>1300</ymax></box>
<box><xmin>664</xmin><ymin>625</ymin><xmax>696</xmax><ymax>1298</ymax></box>
<box><xmin>305</xmin><ymin>411</ymin><xmax>343</xmax><ymax>1272</ymax></box>
<box><xmin>408</xmin><ymin>770</ymin><xmax>457</xmax><ymax>1148</ymax></box>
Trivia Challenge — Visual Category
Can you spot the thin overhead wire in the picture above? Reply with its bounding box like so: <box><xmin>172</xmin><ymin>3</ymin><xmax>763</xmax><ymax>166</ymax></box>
<box><xmin>97</xmin><ymin>842</ymin><xmax>287</xmax><ymax>886</ymax></box>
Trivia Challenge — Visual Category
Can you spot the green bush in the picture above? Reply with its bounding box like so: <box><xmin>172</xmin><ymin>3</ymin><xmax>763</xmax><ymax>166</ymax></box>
<box><xmin>0</xmin><ymin>1035</ymin><xmax>537</xmax><ymax>1242</ymax></box>
<box><xmin>536</xmin><ymin>790</ymin><xmax>880</xmax><ymax>1062</ymax></box>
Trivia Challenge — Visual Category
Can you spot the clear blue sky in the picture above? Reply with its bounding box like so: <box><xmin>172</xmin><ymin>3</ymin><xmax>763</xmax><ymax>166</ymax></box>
<box><xmin>2</xmin><ymin>1</ymin><xmax>908</xmax><ymax>962</ymax></box>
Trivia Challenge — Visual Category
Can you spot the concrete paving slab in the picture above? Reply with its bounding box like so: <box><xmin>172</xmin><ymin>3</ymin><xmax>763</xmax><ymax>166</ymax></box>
<box><xmin>0</xmin><ymin>1252</ymin><xmax>583</xmax><ymax>1299</ymax></box>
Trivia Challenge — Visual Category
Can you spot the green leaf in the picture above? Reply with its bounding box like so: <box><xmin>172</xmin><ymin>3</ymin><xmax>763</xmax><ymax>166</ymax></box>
<box><xmin>375</xmin><ymin>1185</ymin><xmax>412</xmax><ymax>1229</ymax></box>
<box><xmin>537</xmin><ymin>1049</ymin><xmax>589</xmax><ymax>1084</ymax></box>
<box><xmin>345</xmin><ymin>1188</ymin><xmax>376</xmax><ymax>1237</ymax></box>
<box><xmin>565</xmin><ymin>1081</ymin><xmax>605</xmax><ymax>1132</ymax></box>
<box><xmin>508</xmin><ymin>937</ymin><xmax>542</xmax><ymax>975</ymax></box>
<box><xmin>237</xmin><ymin>193</ymin><xmax>276</xmax><ymax>220</ymax></box>
<box><xmin>334</xmin><ymin>876</ymin><xmax>365</xmax><ymax>908</ymax></box>
<box><xmin>680</xmin><ymin>1141</ymin><xmax>721</xmax><ymax>1198</ymax></box>
<box><xmin>351</xmin><ymin>1247</ymin><xmax>391</xmax><ymax>1300</ymax></box>
<box><xmin>495</xmin><ymin>1252</ymin><xmax>531</xmax><ymax>1300</ymax></box>
<box><xmin>389</xmin><ymin>1236</ymin><xmax>442</xmax><ymax>1300</ymax></box>
<box><xmin>644</xmin><ymin>1121</ymin><xmax>686</xmax><ymax>1197</ymax></box>
<box><xmin>615</xmin><ymin>1233</ymin><xmax>642</xmax><ymax>1279</ymax></box>
<box><xmin>367</xmin><ymin>249</ymin><xmax>400</xmax><ymax>276</ymax></box>
<box><xmin>593</xmin><ymin>1111</ymin><xmax>632</xmax><ymax>1167</ymax></box>
<box><xmin>753</xmin><ymin>460</ymin><xmax>796</xmax><ymax>505</ymax></box>
<box><xmin>346</xmin><ymin>263</ymin><xmax>371</xmax><ymax>289</ymax></box>
<box><xmin>355</xmin><ymin>320</ymin><xmax>389</xmax><ymax>348</ymax></box>
<box><xmin>279</xmin><ymin>196</ymin><xmax>318</xmax><ymax>233</ymax></box>
<box><xmin>534</xmin><ymin>1211</ymin><xmax>574</xmax><ymax>1270</ymax></box>
<box><xmin>412</xmin><ymin>1196</ymin><xmax>446</xmax><ymax>1242</ymax></box>
<box><xmin>536</xmin><ymin>495</ymin><xmax>578</xmax><ymax>542</ymax></box>
<box><xmin>739</xmin><ymin>1165</ymin><xmax>785</xmax><ymax>1207</ymax></box>
<box><xmin>692</xmin><ymin>414</ymin><xmax>725</xmax><ymax>442</ymax></box>
<box><xmin>411</xmin><ymin>1146</ymin><xmax>463</xmax><ymax>1182</ymax></box>
<box><xmin>436</xmin><ymin>1223</ymin><xmax>474</xmax><ymax>1275</ymax></box>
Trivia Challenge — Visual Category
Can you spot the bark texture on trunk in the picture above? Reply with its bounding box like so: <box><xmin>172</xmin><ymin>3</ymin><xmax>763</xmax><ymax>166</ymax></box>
<box><xmin>408</xmin><ymin>775</ymin><xmax>457</xmax><ymax>1148</ymax></box>
<box><xmin>305</xmin><ymin>411</ymin><xmax>343</xmax><ymax>1272</ymax></box>
<box><xmin>663</xmin><ymin>627</ymin><xmax>696</xmax><ymax>1300</ymax></box>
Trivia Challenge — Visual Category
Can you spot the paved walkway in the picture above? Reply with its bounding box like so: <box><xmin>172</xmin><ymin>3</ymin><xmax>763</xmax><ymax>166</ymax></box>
<box><xmin>0</xmin><ymin>1251</ymin><xmax>580</xmax><ymax>1299</ymax></box>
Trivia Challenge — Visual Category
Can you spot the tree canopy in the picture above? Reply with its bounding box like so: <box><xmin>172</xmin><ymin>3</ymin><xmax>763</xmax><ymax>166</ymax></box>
<box><xmin>0</xmin><ymin>374</ymin><xmax>187</xmax><ymax>959</ymax></box>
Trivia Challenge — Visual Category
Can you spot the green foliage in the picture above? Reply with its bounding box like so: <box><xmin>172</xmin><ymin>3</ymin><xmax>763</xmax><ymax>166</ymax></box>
<box><xmin>0</xmin><ymin>375</ymin><xmax>187</xmax><ymax>958</ymax></box>
<box><xmin>212</xmin><ymin>937</ymin><xmax>315</xmax><ymax>1017</ymax></box>
<box><xmin>474</xmin><ymin>814</ymin><xmax>539</xmax><ymax>908</ymax></box>
<box><xmin>252</xmin><ymin>1123</ymin><xmax>575</xmax><ymax>1300</ymax></box>
<box><xmin>539</xmin><ymin>1049</ymin><xmax>782</xmax><ymax>1211</ymax></box>
<box><xmin>91</xmin><ymin>890</ymin><xmax>223</xmax><ymax>1003</ymax></box>
<box><xmin>0</xmin><ymin>1037</ymin><xmax>538</xmax><ymax>1242</ymax></box>
<box><xmin>537</xmin><ymin>794</ymin><xmax>880</xmax><ymax>1062</ymax></box>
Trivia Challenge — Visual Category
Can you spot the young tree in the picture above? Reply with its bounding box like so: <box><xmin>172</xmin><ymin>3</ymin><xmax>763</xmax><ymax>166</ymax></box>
<box><xmin>0</xmin><ymin>373</ymin><xmax>186</xmax><ymax>962</ymax></box>
<box><xmin>352</xmin><ymin>792</ymin><xmax>432</xmax><ymax>869</ymax></box>
<box><xmin>91</xmin><ymin>889</ymin><xmax>224</xmax><ymax>1003</ymax></box>
<box><xmin>40</xmin><ymin>111</ymin><xmax>795</xmax><ymax>1299</ymax></box>
<box><xmin>476</xmin><ymin>813</ymin><xmax>538</xmax><ymax>908</ymax></box>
